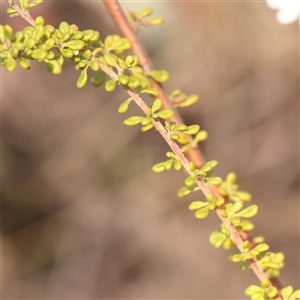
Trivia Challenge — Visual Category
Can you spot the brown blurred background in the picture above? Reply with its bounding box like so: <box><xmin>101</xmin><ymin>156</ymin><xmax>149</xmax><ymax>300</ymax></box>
<box><xmin>2</xmin><ymin>1</ymin><xmax>299</xmax><ymax>299</ymax></box>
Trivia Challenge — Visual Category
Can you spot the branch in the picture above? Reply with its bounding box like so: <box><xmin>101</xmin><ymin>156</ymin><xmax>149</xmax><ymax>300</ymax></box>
<box><xmin>95</xmin><ymin>57</ymin><xmax>273</xmax><ymax>286</ymax></box>
<box><xmin>102</xmin><ymin>0</ymin><xmax>284</xmax><ymax>293</ymax></box>
<box><xmin>4</xmin><ymin>0</ymin><xmax>284</xmax><ymax>295</ymax></box>
<box><xmin>5</xmin><ymin>0</ymin><xmax>35</xmax><ymax>26</ymax></box>
<box><xmin>103</xmin><ymin>0</ymin><xmax>206</xmax><ymax>168</ymax></box>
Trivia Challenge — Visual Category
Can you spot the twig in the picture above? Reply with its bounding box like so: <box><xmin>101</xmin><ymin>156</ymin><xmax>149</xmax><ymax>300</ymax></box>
<box><xmin>4</xmin><ymin>0</ymin><xmax>283</xmax><ymax>294</ymax></box>
<box><xmin>5</xmin><ymin>0</ymin><xmax>35</xmax><ymax>26</ymax></box>
<box><xmin>94</xmin><ymin>57</ymin><xmax>273</xmax><ymax>286</ymax></box>
<box><xmin>103</xmin><ymin>0</ymin><xmax>206</xmax><ymax>168</ymax></box>
<box><xmin>102</xmin><ymin>0</ymin><xmax>283</xmax><ymax>292</ymax></box>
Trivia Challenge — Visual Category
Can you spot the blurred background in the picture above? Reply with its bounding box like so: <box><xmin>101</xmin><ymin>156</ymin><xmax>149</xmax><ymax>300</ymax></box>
<box><xmin>2</xmin><ymin>1</ymin><xmax>299</xmax><ymax>299</ymax></box>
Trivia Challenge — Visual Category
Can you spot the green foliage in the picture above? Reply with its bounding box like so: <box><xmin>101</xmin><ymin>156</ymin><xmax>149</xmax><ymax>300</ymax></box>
<box><xmin>209</xmin><ymin>224</ymin><xmax>233</xmax><ymax>249</ymax></box>
<box><xmin>152</xmin><ymin>151</ymin><xmax>183</xmax><ymax>173</ymax></box>
<box><xmin>218</xmin><ymin>172</ymin><xmax>252</xmax><ymax>202</ymax></box>
<box><xmin>147</xmin><ymin>70</ymin><xmax>169</xmax><ymax>82</ymax></box>
<box><xmin>281</xmin><ymin>286</ymin><xmax>300</xmax><ymax>300</ymax></box>
<box><xmin>189</xmin><ymin>195</ymin><xmax>224</xmax><ymax>219</ymax></box>
<box><xmin>2</xmin><ymin>2</ymin><xmax>298</xmax><ymax>299</ymax></box>
<box><xmin>127</xmin><ymin>7</ymin><xmax>164</xmax><ymax>30</ymax></box>
<box><xmin>169</xmin><ymin>89</ymin><xmax>199</xmax><ymax>108</ymax></box>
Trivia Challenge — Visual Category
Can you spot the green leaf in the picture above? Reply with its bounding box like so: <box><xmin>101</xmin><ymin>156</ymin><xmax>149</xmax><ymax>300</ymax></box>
<box><xmin>281</xmin><ymin>286</ymin><xmax>293</xmax><ymax>299</ymax></box>
<box><xmin>201</xmin><ymin>160</ymin><xmax>218</xmax><ymax>173</ymax></box>
<box><xmin>151</xmin><ymin>98</ymin><xmax>163</xmax><ymax>113</ymax></box>
<box><xmin>118</xmin><ymin>98</ymin><xmax>132</xmax><ymax>114</ymax></box>
<box><xmin>194</xmin><ymin>130</ymin><xmax>208</xmax><ymax>143</ymax></box>
<box><xmin>141</xmin><ymin>7</ymin><xmax>153</xmax><ymax>17</ymax></box>
<box><xmin>141</xmin><ymin>123</ymin><xmax>154</xmax><ymax>132</ymax></box>
<box><xmin>7</xmin><ymin>7</ymin><xmax>19</xmax><ymax>17</ymax></box>
<box><xmin>232</xmin><ymin>200</ymin><xmax>243</xmax><ymax>214</ymax></box>
<box><xmin>152</xmin><ymin>162</ymin><xmax>165</xmax><ymax>173</ymax></box>
<box><xmin>6</xmin><ymin>54</ymin><xmax>17</xmax><ymax>72</ymax></box>
<box><xmin>173</xmin><ymin>159</ymin><xmax>182</xmax><ymax>171</ymax></box>
<box><xmin>123</xmin><ymin>116</ymin><xmax>143</xmax><ymax>126</ymax></box>
<box><xmin>19</xmin><ymin>0</ymin><xmax>29</xmax><ymax>10</ymax></box>
<box><xmin>76</xmin><ymin>67</ymin><xmax>88</xmax><ymax>88</ymax></box>
<box><xmin>19</xmin><ymin>58</ymin><xmax>31</xmax><ymax>69</ymax></box>
<box><xmin>125</xmin><ymin>54</ymin><xmax>138</xmax><ymax>67</ymax></box>
<box><xmin>179</xmin><ymin>94</ymin><xmax>199</xmax><ymax>107</ymax></box>
<box><xmin>46</xmin><ymin>60</ymin><xmax>62</xmax><ymax>74</ymax></box>
<box><xmin>105</xmin><ymin>79</ymin><xmax>117</xmax><ymax>92</ymax></box>
<box><xmin>261</xmin><ymin>262</ymin><xmax>282</xmax><ymax>269</ymax></box>
<box><xmin>44</xmin><ymin>38</ymin><xmax>55</xmax><ymax>50</ymax></box>
<box><xmin>169</xmin><ymin>133</ymin><xmax>180</xmax><ymax>140</ymax></box>
<box><xmin>59</xmin><ymin>21</ymin><xmax>69</xmax><ymax>34</ymax></box>
<box><xmin>184</xmin><ymin>176</ymin><xmax>195</xmax><ymax>187</ymax></box>
<box><xmin>82</xmin><ymin>29</ymin><xmax>95</xmax><ymax>42</ymax></box>
<box><xmin>141</xmin><ymin>117</ymin><xmax>152</xmax><ymax>126</ymax></box>
<box><xmin>104</xmin><ymin>53</ymin><xmax>117</xmax><ymax>67</ymax></box>
<box><xmin>189</xmin><ymin>201</ymin><xmax>207</xmax><ymax>210</ymax></box>
<box><xmin>164</xmin><ymin>159</ymin><xmax>173</xmax><ymax>170</ymax></box>
<box><xmin>35</xmin><ymin>16</ymin><xmax>44</xmax><ymax>26</ymax></box>
<box><xmin>195</xmin><ymin>207</ymin><xmax>209</xmax><ymax>219</ymax></box>
<box><xmin>104</xmin><ymin>35</ymin><xmax>117</xmax><ymax>48</ymax></box>
<box><xmin>147</xmin><ymin>70</ymin><xmax>169</xmax><ymax>82</ymax></box>
<box><xmin>245</xmin><ymin>285</ymin><xmax>261</xmax><ymax>297</ymax></box>
<box><xmin>231</xmin><ymin>253</ymin><xmax>245</xmax><ymax>262</ymax></box>
<box><xmin>206</xmin><ymin>177</ymin><xmax>223</xmax><ymax>185</ymax></box>
<box><xmin>118</xmin><ymin>74</ymin><xmax>130</xmax><ymax>85</ymax></box>
<box><xmin>181</xmin><ymin>144</ymin><xmax>192</xmax><ymax>152</ymax></box>
<box><xmin>177</xmin><ymin>186</ymin><xmax>192</xmax><ymax>197</ymax></box>
<box><xmin>128</xmin><ymin>76</ymin><xmax>141</xmax><ymax>88</ymax></box>
<box><xmin>148</xmin><ymin>17</ymin><xmax>165</xmax><ymax>25</ymax></box>
<box><xmin>183</xmin><ymin>125</ymin><xmax>200</xmax><ymax>135</ymax></box>
<box><xmin>174</xmin><ymin>124</ymin><xmax>188</xmax><ymax>131</ymax></box>
<box><xmin>215</xmin><ymin>197</ymin><xmax>225</xmax><ymax>207</ymax></box>
<box><xmin>222</xmin><ymin>237</ymin><xmax>233</xmax><ymax>250</ymax></box>
<box><xmin>31</xmin><ymin>49</ymin><xmax>48</xmax><ymax>60</ymax></box>
<box><xmin>72</xmin><ymin>31</ymin><xmax>84</xmax><ymax>40</ymax></box>
<box><xmin>64</xmin><ymin>40</ymin><xmax>85</xmax><ymax>50</ymax></box>
<box><xmin>157</xmin><ymin>109</ymin><xmax>174</xmax><ymax>119</ymax></box>
<box><xmin>240</xmin><ymin>220</ymin><xmax>254</xmax><ymax>231</ymax></box>
<box><xmin>89</xmin><ymin>60</ymin><xmax>101</xmax><ymax>71</ymax></box>
<box><xmin>60</xmin><ymin>48</ymin><xmax>74</xmax><ymax>58</ymax></box>
<box><xmin>253</xmin><ymin>243</ymin><xmax>269</xmax><ymax>253</ymax></box>
<box><xmin>226</xmin><ymin>172</ymin><xmax>237</xmax><ymax>184</ymax></box>
<box><xmin>209</xmin><ymin>231</ymin><xmax>226</xmax><ymax>248</ymax></box>
<box><xmin>236</xmin><ymin>205</ymin><xmax>258</xmax><ymax>218</ymax></box>
<box><xmin>112</xmin><ymin>37</ymin><xmax>131</xmax><ymax>51</ymax></box>
<box><xmin>229</xmin><ymin>216</ymin><xmax>241</xmax><ymax>226</ymax></box>
<box><xmin>266</xmin><ymin>287</ymin><xmax>278</xmax><ymax>298</ymax></box>
<box><xmin>207</xmin><ymin>203</ymin><xmax>216</xmax><ymax>210</ymax></box>
<box><xmin>253</xmin><ymin>236</ymin><xmax>264</xmax><ymax>244</ymax></box>
<box><xmin>91</xmin><ymin>70</ymin><xmax>106</xmax><ymax>87</ymax></box>
<box><xmin>291</xmin><ymin>289</ymin><xmax>300</xmax><ymax>299</ymax></box>
<box><xmin>235</xmin><ymin>191</ymin><xmax>252</xmax><ymax>201</ymax></box>
<box><xmin>140</xmin><ymin>87</ymin><xmax>159</xmax><ymax>96</ymax></box>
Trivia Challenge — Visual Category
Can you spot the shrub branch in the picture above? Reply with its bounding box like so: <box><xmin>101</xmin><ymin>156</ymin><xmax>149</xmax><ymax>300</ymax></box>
<box><xmin>4</xmin><ymin>0</ymin><xmax>291</xmax><ymax>297</ymax></box>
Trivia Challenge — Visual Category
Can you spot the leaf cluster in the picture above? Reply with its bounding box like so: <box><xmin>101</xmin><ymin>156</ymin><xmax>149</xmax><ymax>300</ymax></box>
<box><xmin>2</xmin><ymin>2</ymin><xmax>299</xmax><ymax>299</ymax></box>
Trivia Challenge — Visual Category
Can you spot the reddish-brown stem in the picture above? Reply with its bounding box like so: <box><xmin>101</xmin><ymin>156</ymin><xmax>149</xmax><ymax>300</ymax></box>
<box><xmin>94</xmin><ymin>57</ymin><xmax>273</xmax><ymax>287</ymax></box>
<box><xmin>6</xmin><ymin>0</ymin><xmax>283</xmax><ymax>294</ymax></box>
<box><xmin>6</xmin><ymin>0</ymin><xmax>35</xmax><ymax>26</ymax></box>
<box><xmin>103</xmin><ymin>0</ymin><xmax>205</xmax><ymax>168</ymax></box>
<box><xmin>102</xmin><ymin>0</ymin><xmax>283</xmax><ymax>292</ymax></box>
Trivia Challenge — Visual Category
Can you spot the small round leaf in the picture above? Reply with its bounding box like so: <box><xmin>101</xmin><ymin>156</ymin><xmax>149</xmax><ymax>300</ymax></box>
<box><xmin>147</xmin><ymin>70</ymin><xmax>169</xmax><ymax>82</ymax></box>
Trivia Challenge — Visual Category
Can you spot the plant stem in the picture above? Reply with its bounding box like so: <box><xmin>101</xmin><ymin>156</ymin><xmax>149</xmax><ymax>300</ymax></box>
<box><xmin>97</xmin><ymin>57</ymin><xmax>273</xmax><ymax>285</ymax></box>
<box><xmin>5</xmin><ymin>0</ymin><xmax>283</xmax><ymax>295</ymax></box>
<box><xmin>6</xmin><ymin>0</ymin><xmax>35</xmax><ymax>26</ymax></box>
<box><xmin>102</xmin><ymin>0</ymin><xmax>283</xmax><ymax>292</ymax></box>
<box><xmin>103</xmin><ymin>0</ymin><xmax>206</xmax><ymax>168</ymax></box>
